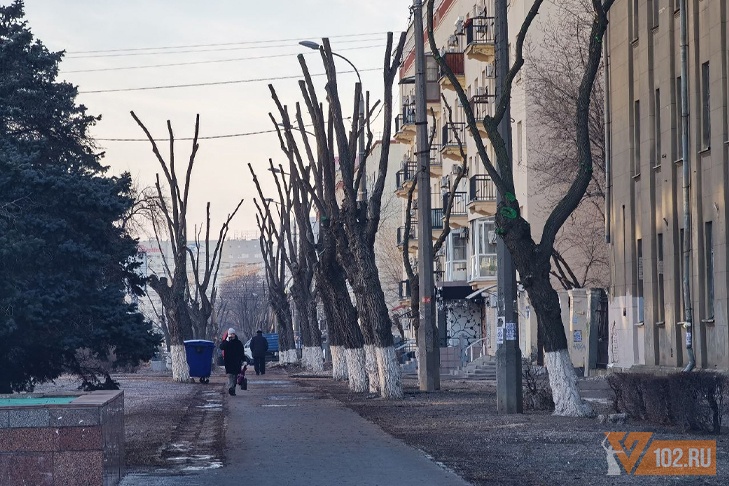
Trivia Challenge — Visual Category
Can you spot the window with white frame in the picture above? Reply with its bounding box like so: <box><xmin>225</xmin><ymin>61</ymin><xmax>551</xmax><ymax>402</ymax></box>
<box><xmin>470</xmin><ymin>218</ymin><xmax>497</xmax><ymax>280</ymax></box>
<box><xmin>446</xmin><ymin>230</ymin><xmax>468</xmax><ymax>281</ymax></box>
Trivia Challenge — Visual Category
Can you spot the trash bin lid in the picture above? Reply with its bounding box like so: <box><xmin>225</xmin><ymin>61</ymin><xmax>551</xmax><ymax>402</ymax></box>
<box><xmin>183</xmin><ymin>340</ymin><xmax>215</xmax><ymax>348</ymax></box>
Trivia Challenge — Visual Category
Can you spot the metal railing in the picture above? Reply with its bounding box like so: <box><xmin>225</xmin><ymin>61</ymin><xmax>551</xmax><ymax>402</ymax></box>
<box><xmin>441</xmin><ymin>122</ymin><xmax>466</xmax><ymax>148</ymax></box>
<box><xmin>465</xmin><ymin>16</ymin><xmax>495</xmax><ymax>45</ymax></box>
<box><xmin>462</xmin><ymin>338</ymin><xmax>488</xmax><ymax>366</ymax></box>
<box><xmin>469</xmin><ymin>174</ymin><xmax>496</xmax><ymax>202</ymax></box>
<box><xmin>397</xmin><ymin>225</ymin><xmax>417</xmax><ymax>246</ymax></box>
<box><xmin>438</xmin><ymin>51</ymin><xmax>465</xmax><ymax>78</ymax></box>
<box><xmin>396</xmin><ymin>160</ymin><xmax>418</xmax><ymax>189</ymax></box>
<box><xmin>443</xmin><ymin>191</ymin><xmax>468</xmax><ymax>215</ymax></box>
<box><xmin>431</xmin><ymin>207</ymin><xmax>444</xmax><ymax>229</ymax></box>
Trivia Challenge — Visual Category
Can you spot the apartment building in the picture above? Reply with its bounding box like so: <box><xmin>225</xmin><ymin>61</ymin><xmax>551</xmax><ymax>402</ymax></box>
<box><xmin>392</xmin><ymin>0</ymin><xmax>596</xmax><ymax>359</ymax></box>
<box><xmin>606</xmin><ymin>0</ymin><xmax>729</xmax><ymax>370</ymax></box>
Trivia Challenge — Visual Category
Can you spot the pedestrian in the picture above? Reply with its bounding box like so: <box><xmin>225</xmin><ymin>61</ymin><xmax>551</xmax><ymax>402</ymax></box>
<box><xmin>219</xmin><ymin>328</ymin><xmax>245</xmax><ymax>396</ymax></box>
<box><xmin>249</xmin><ymin>329</ymin><xmax>269</xmax><ymax>375</ymax></box>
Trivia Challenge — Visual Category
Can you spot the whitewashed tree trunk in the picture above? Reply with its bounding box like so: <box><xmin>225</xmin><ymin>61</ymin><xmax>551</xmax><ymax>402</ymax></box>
<box><xmin>302</xmin><ymin>346</ymin><xmax>324</xmax><ymax>372</ymax></box>
<box><xmin>545</xmin><ymin>349</ymin><xmax>592</xmax><ymax>417</ymax></box>
<box><xmin>170</xmin><ymin>344</ymin><xmax>190</xmax><ymax>382</ymax></box>
<box><xmin>364</xmin><ymin>344</ymin><xmax>380</xmax><ymax>394</ymax></box>
<box><xmin>278</xmin><ymin>349</ymin><xmax>298</xmax><ymax>364</ymax></box>
<box><xmin>346</xmin><ymin>347</ymin><xmax>368</xmax><ymax>393</ymax></box>
<box><xmin>330</xmin><ymin>345</ymin><xmax>348</xmax><ymax>380</ymax></box>
<box><xmin>375</xmin><ymin>346</ymin><xmax>403</xmax><ymax>399</ymax></box>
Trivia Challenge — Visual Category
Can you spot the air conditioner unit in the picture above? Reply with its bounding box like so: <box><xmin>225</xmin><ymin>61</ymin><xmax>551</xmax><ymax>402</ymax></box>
<box><xmin>448</xmin><ymin>34</ymin><xmax>459</xmax><ymax>47</ymax></box>
<box><xmin>477</xmin><ymin>86</ymin><xmax>489</xmax><ymax>97</ymax></box>
<box><xmin>452</xmin><ymin>165</ymin><xmax>463</xmax><ymax>176</ymax></box>
<box><xmin>485</xmin><ymin>63</ymin><xmax>495</xmax><ymax>78</ymax></box>
<box><xmin>440</xmin><ymin>175</ymin><xmax>450</xmax><ymax>188</ymax></box>
<box><xmin>488</xmin><ymin>230</ymin><xmax>497</xmax><ymax>244</ymax></box>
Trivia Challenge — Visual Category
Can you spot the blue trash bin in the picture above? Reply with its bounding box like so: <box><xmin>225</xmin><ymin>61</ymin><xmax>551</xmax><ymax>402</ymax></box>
<box><xmin>184</xmin><ymin>340</ymin><xmax>215</xmax><ymax>383</ymax></box>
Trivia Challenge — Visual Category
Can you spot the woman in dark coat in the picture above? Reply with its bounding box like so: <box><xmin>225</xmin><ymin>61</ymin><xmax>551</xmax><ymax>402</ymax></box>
<box><xmin>219</xmin><ymin>328</ymin><xmax>245</xmax><ymax>396</ymax></box>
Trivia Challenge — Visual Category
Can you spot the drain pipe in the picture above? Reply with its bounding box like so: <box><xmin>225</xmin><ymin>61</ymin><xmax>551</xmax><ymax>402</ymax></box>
<box><xmin>603</xmin><ymin>19</ymin><xmax>611</xmax><ymax>244</ymax></box>
<box><xmin>679</xmin><ymin>0</ymin><xmax>695</xmax><ymax>372</ymax></box>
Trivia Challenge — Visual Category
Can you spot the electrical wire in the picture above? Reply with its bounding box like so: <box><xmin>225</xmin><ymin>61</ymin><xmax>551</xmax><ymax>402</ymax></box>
<box><xmin>68</xmin><ymin>31</ymin><xmax>391</xmax><ymax>54</ymax></box>
<box><xmin>64</xmin><ymin>44</ymin><xmax>382</xmax><ymax>74</ymax></box>
<box><xmin>78</xmin><ymin>68</ymin><xmax>379</xmax><ymax>94</ymax></box>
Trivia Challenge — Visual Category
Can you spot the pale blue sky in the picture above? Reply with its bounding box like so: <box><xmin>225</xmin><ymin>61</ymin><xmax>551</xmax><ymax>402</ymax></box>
<box><xmin>21</xmin><ymin>0</ymin><xmax>412</xmax><ymax>237</ymax></box>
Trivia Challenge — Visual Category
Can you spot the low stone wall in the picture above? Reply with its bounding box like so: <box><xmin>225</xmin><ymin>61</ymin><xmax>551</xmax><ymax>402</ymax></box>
<box><xmin>0</xmin><ymin>390</ymin><xmax>124</xmax><ymax>486</ymax></box>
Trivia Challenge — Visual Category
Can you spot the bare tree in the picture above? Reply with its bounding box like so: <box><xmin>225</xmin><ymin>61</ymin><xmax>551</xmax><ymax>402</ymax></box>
<box><xmin>267</xmin><ymin>99</ymin><xmax>367</xmax><ymax>389</ymax></box>
<box><xmin>216</xmin><ymin>269</ymin><xmax>268</xmax><ymax>341</ymax></box>
<box><xmin>526</xmin><ymin>0</ymin><xmax>609</xmax><ymax>289</ymax></box>
<box><xmin>426</xmin><ymin>0</ymin><xmax>613</xmax><ymax>416</ymax></box>
<box><xmin>287</xmin><ymin>34</ymin><xmax>407</xmax><ymax>398</ymax></box>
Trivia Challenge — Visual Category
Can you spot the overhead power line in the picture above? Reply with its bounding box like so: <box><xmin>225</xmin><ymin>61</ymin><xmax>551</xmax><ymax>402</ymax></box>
<box><xmin>78</xmin><ymin>68</ymin><xmax>379</xmax><ymax>94</ymax></box>
<box><xmin>64</xmin><ymin>44</ymin><xmax>382</xmax><ymax>74</ymax></box>
<box><xmin>67</xmin><ymin>31</ymin><xmax>390</xmax><ymax>55</ymax></box>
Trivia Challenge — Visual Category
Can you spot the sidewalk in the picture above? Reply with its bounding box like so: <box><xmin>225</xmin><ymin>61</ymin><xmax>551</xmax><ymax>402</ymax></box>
<box><xmin>120</xmin><ymin>369</ymin><xmax>470</xmax><ymax>486</ymax></box>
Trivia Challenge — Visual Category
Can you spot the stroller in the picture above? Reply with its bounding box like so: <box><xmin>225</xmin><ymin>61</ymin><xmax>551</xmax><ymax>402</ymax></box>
<box><xmin>236</xmin><ymin>362</ymin><xmax>248</xmax><ymax>391</ymax></box>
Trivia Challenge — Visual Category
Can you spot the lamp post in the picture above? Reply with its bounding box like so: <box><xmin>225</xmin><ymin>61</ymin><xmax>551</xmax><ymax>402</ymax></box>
<box><xmin>299</xmin><ymin>40</ymin><xmax>367</xmax><ymax>204</ymax></box>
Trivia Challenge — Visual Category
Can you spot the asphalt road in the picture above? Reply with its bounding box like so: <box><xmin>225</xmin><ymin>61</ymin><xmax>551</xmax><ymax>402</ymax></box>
<box><xmin>120</xmin><ymin>369</ymin><xmax>470</xmax><ymax>486</ymax></box>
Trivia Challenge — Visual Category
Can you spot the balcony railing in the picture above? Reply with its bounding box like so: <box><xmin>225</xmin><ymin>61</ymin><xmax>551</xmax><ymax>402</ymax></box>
<box><xmin>399</xmin><ymin>280</ymin><xmax>411</xmax><ymax>300</ymax></box>
<box><xmin>471</xmin><ymin>89</ymin><xmax>496</xmax><ymax>120</ymax></box>
<box><xmin>443</xmin><ymin>191</ymin><xmax>468</xmax><ymax>216</ymax></box>
<box><xmin>397</xmin><ymin>225</ymin><xmax>417</xmax><ymax>246</ymax></box>
<box><xmin>429</xmin><ymin>145</ymin><xmax>442</xmax><ymax>168</ymax></box>
<box><xmin>395</xmin><ymin>160</ymin><xmax>418</xmax><ymax>189</ymax></box>
<box><xmin>441</xmin><ymin>122</ymin><xmax>466</xmax><ymax>148</ymax></box>
<box><xmin>431</xmin><ymin>207</ymin><xmax>444</xmax><ymax>230</ymax></box>
<box><xmin>465</xmin><ymin>16</ymin><xmax>495</xmax><ymax>45</ymax></box>
<box><xmin>469</xmin><ymin>175</ymin><xmax>496</xmax><ymax>202</ymax></box>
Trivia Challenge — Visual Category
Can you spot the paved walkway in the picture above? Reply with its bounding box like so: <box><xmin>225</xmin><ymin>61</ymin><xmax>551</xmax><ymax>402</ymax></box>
<box><xmin>121</xmin><ymin>369</ymin><xmax>470</xmax><ymax>486</ymax></box>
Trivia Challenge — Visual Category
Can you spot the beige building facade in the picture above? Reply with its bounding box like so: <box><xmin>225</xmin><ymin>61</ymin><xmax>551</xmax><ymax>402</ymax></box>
<box><xmin>606</xmin><ymin>0</ymin><xmax>729</xmax><ymax>370</ymax></box>
<box><xmin>393</xmin><ymin>0</ymin><xmax>601</xmax><ymax>363</ymax></box>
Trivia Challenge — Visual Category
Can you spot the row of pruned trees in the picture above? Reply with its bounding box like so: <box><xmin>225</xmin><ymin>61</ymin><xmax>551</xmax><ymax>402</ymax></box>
<box><xmin>248</xmin><ymin>34</ymin><xmax>408</xmax><ymax>398</ymax></box>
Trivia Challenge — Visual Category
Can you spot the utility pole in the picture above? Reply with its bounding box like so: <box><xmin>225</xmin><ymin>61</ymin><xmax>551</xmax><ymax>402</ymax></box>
<box><xmin>413</xmin><ymin>0</ymin><xmax>439</xmax><ymax>391</ymax></box>
<box><xmin>357</xmin><ymin>98</ymin><xmax>367</xmax><ymax>204</ymax></box>
<box><xmin>494</xmin><ymin>0</ymin><xmax>522</xmax><ymax>413</ymax></box>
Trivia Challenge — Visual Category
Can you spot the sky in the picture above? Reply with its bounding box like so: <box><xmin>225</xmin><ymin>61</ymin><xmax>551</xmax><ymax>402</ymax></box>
<box><xmin>20</xmin><ymin>0</ymin><xmax>413</xmax><ymax>239</ymax></box>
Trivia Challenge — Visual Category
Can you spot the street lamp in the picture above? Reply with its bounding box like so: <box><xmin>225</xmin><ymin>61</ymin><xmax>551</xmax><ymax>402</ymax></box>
<box><xmin>299</xmin><ymin>40</ymin><xmax>366</xmax><ymax>204</ymax></box>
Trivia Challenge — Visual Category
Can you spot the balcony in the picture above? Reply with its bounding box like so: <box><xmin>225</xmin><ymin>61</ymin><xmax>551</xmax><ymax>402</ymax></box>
<box><xmin>471</xmin><ymin>88</ymin><xmax>496</xmax><ymax>135</ymax></box>
<box><xmin>443</xmin><ymin>191</ymin><xmax>468</xmax><ymax>228</ymax></box>
<box><xmin>429</xmin><ymin>145</ymin><xmax>442</xmax><ymax>177</ymax></box>
<box><xmin>394</xmin><ymin>103</ymin><xmax>416</xmax><ymax>143</ymax></box>
<box><xmin>395</xmin><ymin>160</ymin><xmax>418</xmax><ymax>197</ymax></box>
<box><xmin>397</xmin><ymin>225</ymin><xmax>418</xmax><ymax>252</ymax></box>
<box><xmin>438</xmin><ymin>52</ymin><xmax>465</xmax><ymax>91</ymax></box>
<box><xmin>464</xmin><ymin>17</ymin><xmax>495</xmax><ymax>62</ymax></box>
<box><xmin>440</xmin><ymin>122</ymin><xmax>466</xmax><ymax>161</ymax></box>
<box><xmin>399</xmin><ymin>279</ymin><xmax>412</xmax><ymax>301</ymax></box>
<box><xmin>431</xmin><ymin>207</ymin><xmax>444</xmax><ymax>232</ymax></box>
<box><xmin>468</xmin><ymin>174</ymin><xmax>497</xmax><ymax>216</ymax></box>
<box><xmin>469</xmin><ymin>253</ymin><xmax>497</xmax><ymax>282</ymax></box>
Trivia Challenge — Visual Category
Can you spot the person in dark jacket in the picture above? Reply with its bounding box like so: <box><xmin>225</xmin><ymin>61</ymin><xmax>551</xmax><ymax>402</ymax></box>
<box><xmin>220</xmin><ymin>328</ymin><xmax>245</xmax><ymax>396</ymax></box>
<box><xmin>249</xmin><ymin>330</ymin><xmax>269</xmax><ymax>375</ymax></box>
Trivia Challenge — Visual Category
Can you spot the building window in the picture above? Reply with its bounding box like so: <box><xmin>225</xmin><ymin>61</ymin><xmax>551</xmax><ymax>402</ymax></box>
<box><xmin>471</xmin><ymin>218</ymin><xmax>497</xmax><ymax>280</ymax></box>
<box><xmin>705</xmin><ymin>222</ymin><xmax>714</xmax><ymax>318</ymax></box>
<box><xmin>516</xmin><ymin>121</ymin><xmax>523</xmax><ymax>165</ymax></box>
<box><xmin>633</xmin><ymin>100</ymin><xmax>641</xmax><ymax>174</ymax></box>
<box><xmin>637</xmin><ymin>238</ymin><xmax>644</xmax><ymax>323</ymax></box>
<box><xmin>446</xmin><ymin>230</ymin><xmax>468</xmax><ymax>281</ymax></box>
<box><xmin>632</xmin><ymin>0</ymin><xmax>640</xmax><ymax>41</ymax></box>
<box><xmin>654</xmin><ymin>89</ymin><xmax>661</xmax><ymax>166</ymax></box>
<box><xmin>701</xmin><ymin>61</ymin><xmax>711</xmax><ymax>149</ymax></box>
<box><xmin>657</xmin><ymin>233</ymin><xmax>665</xmax><ymax>323</ymax></box>
<box><xmin>652</xmin><ymin>0</ymin><xmax>660</xmax><ymax>28</ymax></box>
